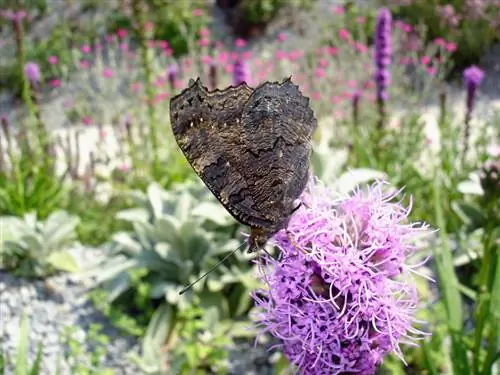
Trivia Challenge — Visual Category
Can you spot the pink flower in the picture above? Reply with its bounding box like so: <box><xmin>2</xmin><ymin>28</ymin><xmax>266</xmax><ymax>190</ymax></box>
<box><xmin>1</xmin><ymin>9</ymin><xmax>27</xmax><ymax>22</ymax></box>
<box><xmin>426</xmin><ymin>66</ymin><xmax>437</xmax><ymax>75</ymax></box>
<box><xmin>81</xmin><ymin>44</ymin><xmax>91</xmax><ymax>54</ymax></box>
<box><xmin>79</xmin><ymin>60</ymin><xmax>90</xmax><ymax>69</ymax></box>
<box><xmin>48</xmin><ymin>56</ymin><xmax>58</xmax><ymax>65</ymax></box>
<box><xmin>420</xmin><ymin>55</ymin><xmax>431</xmax><ymax>65</ymax></box>
<box><xmin>192</xmin><ymin>8</ymin><xmax>203</xmax><ymax>17</ymax></box>
<box><xmin>288</xmin><ymin>50</ymin><xmax>301</xmax><ymax>61</ymax></box>
<box><xmin>50</xmin><ymin>79</ymin><xmax>61</xmax><ymax>88</ymax></box>
<box><xmin>434</xmin><ymin>37</ymin><xmax>446</xmax><ymax>46</ymax></box>
<box><xmin>235</xmin><ymin>38</ymin><xmax>246</xmax><ymax>48</ymax></box>
<box><xmin>331</xmin><ymin>95</ymin><xmax>342</xmax><ymax>104</ymax></box>
<box><xmin>276</xmin><ymin>50</ymin><xmax>287</xmax><ymax>60</ymax></box>
<box><xmin>131</xmin><ymin>82</ymin><xmax>141</xmax><ymax>92</ymax></box>
<box><xmin>106</xmin><ymin>34</ymin><xmax>116</xmax><ymax>43</ymax></box>
<box><xmin>339</xmin><ymin>28</ymin><xmax>351</xmax><ymax>41</ymax></box>
<box><xmin>118</xmin><ymin>164</ymin><xmax>129</xmax><ymax>172</ymax></box>
<box><xmin>277</xmin><ymin>32</ymin><xmax>287</xmax><ymax>42</ymax></box>
<box><xmin>355</xmin><ymin>42</ymin><xmax>368</xmax><ymax>54</ymax></box>
<box><xmin>327</xmin><ymin>46</ymin><xmax>338</xmax><ymax>56</ymax></box>
<box><xmin>311</xmin><ymin>91</ymin><xmax>321</xmax><ymax>100</ymax></box>
<box><xmin>332</xmin><ymin>5</ymin><xmax>344</xmax><ymax>15</ymax></box>
<box><xmin>218</xmin><ymin>51</ymin><xmax>228</xmax><ymax>64</ymax></box>
<box><xmin>82</xmin><ymin>116</ymin><xmax>93</xmax><ymax>126</ymax></box>
<box><xmin>201</xmin><ymin>55</ymin><xmax>212</xmax><ymax>65</ymax></box>
<box><xmin>318</xmin><ymin>58</ymin><xmax>328</xmax><ymax>68</ymax></box>
<box><xmin>117</xmin><ymin>28</ymin><xmax>127</xmax><ymax>38</ymax></box>
<box><xmin>347</xmin><ymin>80</ymin><xmax>357</xmax><ymax>89</ymax></box>
<box><xmin>199</xmin><ymin>38</ymin><xmax>210</xmax><ymax>47</ymax></box>
<box><xmin>446</xmin><ymin>42</ymin><xmax>457</xmax><ymax>52</ymax></box>
<box><xmin>314</xmin><ymin>68</ymin><xmax>326</xmax><ymax>78</ymax></box>
<box><xmin>103</xmin><ymin>68</ymin><xmax>113</xmax><ymax>78</ymax></box>
<box><xmin>147</xmin><ymin>40</ymin><xmax>156</xmax><ymax>48</ymax></box>
<box><xmin>144</xmin><ymin>21</ymin><xmax>153</xmax><ymax>31</ymax></box>
<box><xmin>356</xmin><ymin>16</ymin><xmax>366</xmax><ymax>24</ymax></box>
<box><xmin>119</xmin><ymin>42</ymin><xmax>128</xmax><ymax>51</ymax></box>
<box><xmin>199</xmin><ymin>27</ymin><xmax>210</xmax><ymax>38</ymax></box>
<box><xmin>24</xmin><ymin>62</ymin><xmax>40</xmax><ymax>84</ymax></box>
<box><xmin>158</xmin><ymin>40</ymin><xmax>169</xmax><ymax>49</ymax></box>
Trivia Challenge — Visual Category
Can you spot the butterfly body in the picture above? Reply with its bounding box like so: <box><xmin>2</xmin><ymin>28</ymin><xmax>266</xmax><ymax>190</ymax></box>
<box><xmin>169</xmin><ymin>77</ymin><xmax>317</xmax><ymax>252</ymax></box>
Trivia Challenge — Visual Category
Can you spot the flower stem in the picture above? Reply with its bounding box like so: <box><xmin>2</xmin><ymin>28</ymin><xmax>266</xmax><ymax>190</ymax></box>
<box><xmin>132</xmin><ymin>0</ymin><xmax>160</xmax><ymax>176</ymax></box>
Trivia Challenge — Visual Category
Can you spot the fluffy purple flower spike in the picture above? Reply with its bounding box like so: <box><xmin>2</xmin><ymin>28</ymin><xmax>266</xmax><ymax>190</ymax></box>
<box><xmin>463</xmin><ymin>65</ymin><xmax>484</xmax><ymax>113</ymax></box>
<box><xmin>24</xmin><ymin>62</ymin><xmax>40</xmax><ymax>85</ymax></box>
<box><xmin>374</xmin><ymin>8</ymin><xmax>392</xmax><ymax>102</ymax></box>
<box><xmin>233</xmin><ymin>58</ymin><xmax>251</xmax><ymax>85</ymax></box>
<box><xmin>252</xmin><ymin>179</ymin><xmax>430</xmax><ymax>375</ymax></box>
<box><xmin>462</xmin><ymin>65</ymin><xmax>485</xmax><ymax>163</ymax></box>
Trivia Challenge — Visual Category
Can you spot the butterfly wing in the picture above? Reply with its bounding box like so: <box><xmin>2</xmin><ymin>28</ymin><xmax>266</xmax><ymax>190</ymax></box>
<box><xmin>239</xmin><ymin>78</ymin><xmax>317</xmax><ymax>232</ymax></box>
<box><xmin>169</xmin><ymin>79</ymin><xmax>274</xmax><ymax>228</ymax></box>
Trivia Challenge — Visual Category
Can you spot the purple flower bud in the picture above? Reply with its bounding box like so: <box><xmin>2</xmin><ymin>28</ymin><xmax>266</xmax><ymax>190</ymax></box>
<box><xmin>374</xmin><ymin>8</ymin><xmax>392</xmax><ymax>103</ymax></box>
<box><xmin>24</xmin><ymin>62</ymin><xmax>40</xmax><ymax>84</ymax></box>
<box><xmin>252</xmin><ymin>179</ymin><xmax>430</xmax><ymax>374</ymax></box>
<box><xmin>233</xmin><ymin>58</ymin><xmax>251</xmax><ymax>85</ymax></box>
<box><xmin>463</xmin><ymin>65</ymin><xmax>484</xmax><ymax>112</ymax></box>
<box><xmin>167</xmin><ymin>63</ymin><xmax>178</xmax><ymax>90</ymax></box>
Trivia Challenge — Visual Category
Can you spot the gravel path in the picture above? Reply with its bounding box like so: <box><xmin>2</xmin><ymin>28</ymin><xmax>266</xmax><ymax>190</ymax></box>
<box><xmin>0</xmin><ymin>247</ymin><xmax>140</xmax><ymax>374</ymax></box>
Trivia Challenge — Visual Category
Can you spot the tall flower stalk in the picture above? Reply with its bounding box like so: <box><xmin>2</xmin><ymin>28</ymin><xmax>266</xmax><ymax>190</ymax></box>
<box><xmin>233</xmin><ymin>59</ymin><xmax>251</xmax><ymax>86</ymax></box>
<box><xmin>462</xmin><ymin>65</ymin><xmax>485</xmax><ymax>165</ymax></box>
<box><xmin>9</xmin><ymin>9</ymin><xmax>52</xmax><ymax>169</ymax></box>
<box><xmin>253</xmin><ymin>179</ymin><xmax>430</xmax><ymax>374</ymax></box>
<box><xmin>132</xmin><ymin>0</ymin><xmax>160</xmax><ymax>175</ymax></box>
<box><xmin>374</xmin><ymin>8</ymin><xmax>392</xmax><ymax>131</ymax></box>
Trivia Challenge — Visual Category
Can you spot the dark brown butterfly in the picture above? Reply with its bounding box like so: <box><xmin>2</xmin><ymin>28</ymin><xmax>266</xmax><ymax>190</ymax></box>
<box><xmin>169</xmin><ymin>77</ymin><xmax>317</xmax><ymax>253</ymax></box>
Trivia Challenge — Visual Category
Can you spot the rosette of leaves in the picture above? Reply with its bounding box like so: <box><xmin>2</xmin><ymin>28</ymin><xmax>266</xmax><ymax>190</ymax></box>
<box><xmin>0</xmin><ymin>210</ymin><xmax>80</xmax><ymax>278</ymax></box>
<box><xmin>89</xmin><ymin>182</ymin><xmax>260</xmax><ymax>370</ymax></box>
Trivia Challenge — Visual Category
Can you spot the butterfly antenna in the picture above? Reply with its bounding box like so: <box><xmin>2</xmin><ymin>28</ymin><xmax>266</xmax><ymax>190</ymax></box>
<box><xmin>179</xmin><ymin>241</ymin><xmax>247</xmax><ymax>295</ymax></box>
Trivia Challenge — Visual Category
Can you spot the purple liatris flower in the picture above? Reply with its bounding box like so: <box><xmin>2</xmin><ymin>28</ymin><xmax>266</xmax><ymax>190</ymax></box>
<box><xmin>374</xmin><ymin>8</ymin><xmax>392</xmax><ymax>102</ymax></box>
<box><xmin>167</xmin><ymin>63</ymin><xmax>178</xmax><ymax>90</ymax></box>
<box><xmin>24</xmin><ymin>62</ymin><xmax>41</xmax><ymax>85</ymax></box>
<box><xmin>462</xmin><ymin>65</ymin><xmax>485</xmax><ymax>164</ymax></box>
<box><xmin>463</xmin><ymin>65</ymin><xmax>484</xmax><ymax>114</ymax></box>
<box><xmin>252</xmin><ymin>179</ymin><xmax>430</xmax><ymax>375</ymax></box>
<box><xmin>233</xmin><ymin>58</ymin><xmax>251</xmax><ymax>85</ymax></box>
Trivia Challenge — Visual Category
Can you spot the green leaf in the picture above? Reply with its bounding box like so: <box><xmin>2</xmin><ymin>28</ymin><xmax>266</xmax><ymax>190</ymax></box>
<box><xmin>147</xmin><ymin>183</ymin><xmax>165</xmax><ymax>219</ymax></box>
<box><xmin>451</xmin><ymin>201</ymin><xmax>486</xmax><ymax>230</ymax></box>
<box><xmin>15</xmin><ymin>314</ymin><xmax>29</xmax><ymax>375</ymax></box>
<box><xmin>111</xmin><ymin>232</ymin><xmax>142</xmax><ymax>255</ymax></box>
<box><xmin>115</xmin><ymin>208</ymin><xmax>149</xmax><ymax>223</ymax></box>
<box><xmin>142</xmin><ymin>303</ymin><xmax>173</xmax><ymax>363</ymax></box>
<box><xmin>47</xmin><ymin>251</ymin><xmax>79</xmax><ymax>273</ymax></box>
<box><xmin>28</xmin><ymin>343</ymin><xmax>43</xmax><ymax>375</ymax></box>
<box><xmin>198</xmin><ymin>291</ymin><xmax>229</xmax><ymax>321</ymax></box>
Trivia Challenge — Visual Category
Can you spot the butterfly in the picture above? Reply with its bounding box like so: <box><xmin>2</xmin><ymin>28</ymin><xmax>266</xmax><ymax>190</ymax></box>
<box><xmin>169</xmin><ymin>77</ymin><xmax>317</xmax><ymax>253</ymax></box>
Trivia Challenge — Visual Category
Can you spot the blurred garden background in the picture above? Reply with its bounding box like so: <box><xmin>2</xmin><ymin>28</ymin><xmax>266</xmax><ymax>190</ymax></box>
<box><xmin>0</xmin><ymin>0</ymin><xmax>499</xmax><ymax>374</ymax></box>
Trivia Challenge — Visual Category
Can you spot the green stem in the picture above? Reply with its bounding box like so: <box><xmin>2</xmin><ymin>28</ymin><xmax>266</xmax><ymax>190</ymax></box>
<box><xmin>475</xmin><ymin>210</ymin><xmax>499</xmax><ymax>375</ymax></box>
<box><xmin>432</xmin><ymin>169</ymin><xmax>470</xmax><ymax>374</ymax></box>
<box><xmin>132</xmin><ymin>0</ymin><xmax>160</xmax><ymax>176</ymax></box>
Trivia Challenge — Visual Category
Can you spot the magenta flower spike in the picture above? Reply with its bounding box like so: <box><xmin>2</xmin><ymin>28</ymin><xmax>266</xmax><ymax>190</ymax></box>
<box><xmin>252</xmin><ymin>179</ymin><xmax>430</xmax><ymax>375</ymax></box>
<box><xmin>233</xmin><ymin>58</ymin><xmax>251</xmax><ymax>86</ymax></box>
<box><xmin>24</xmin><ymin>62</ymin><xmax>40</xmax><ymax>85</ymax></box>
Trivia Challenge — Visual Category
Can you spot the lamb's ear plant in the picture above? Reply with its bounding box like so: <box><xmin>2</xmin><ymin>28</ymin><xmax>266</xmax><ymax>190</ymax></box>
<box><xmin>89</xmin><ymin>182</ymin><xmax>260</xmax><ymax>370</ymax></box>
<box><xmin>0</xmin><ymin>210</ymin><xmax>80</xmax><ymax>278</ymax></box>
